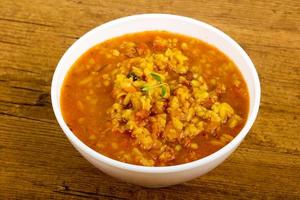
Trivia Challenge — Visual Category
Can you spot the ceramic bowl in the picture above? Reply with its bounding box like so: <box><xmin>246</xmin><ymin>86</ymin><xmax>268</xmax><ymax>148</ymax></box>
<box><xmin>51</xmin><ymin>14</ymin><xmax>260</xmax><ymax>187</ymax></box>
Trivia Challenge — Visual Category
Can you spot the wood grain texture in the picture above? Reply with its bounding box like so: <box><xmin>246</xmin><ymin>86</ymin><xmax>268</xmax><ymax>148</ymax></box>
<box><xmin>0</xmin><ymin>0</ymin><xmax>299</xmax><ymax>199</ymax></box>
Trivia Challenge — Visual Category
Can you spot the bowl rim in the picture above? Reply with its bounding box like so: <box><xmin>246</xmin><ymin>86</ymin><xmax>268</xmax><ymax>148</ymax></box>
<box><xmin>51</xmin><ymin>13</ymin><xmax>261</xmax><ymax>173</ymax></box>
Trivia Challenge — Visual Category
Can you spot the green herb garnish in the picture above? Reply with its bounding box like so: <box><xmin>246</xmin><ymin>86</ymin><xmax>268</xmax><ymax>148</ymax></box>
<box><xmin>161</xmin><ymin>85</ymin><xmax>167</xmax><ymax>97</ymax></box>
<box><xmin>141</xmin><ymin>72</ymin><xmax>168</xmax><ymax>97</ymax></box>
<box><xmin>150</xmin><ymin>72</ymin><xmax>162</xmax><ymax>82</ymax></box>
<box><xmin>141</xmin><ymin>85</ymin><xmax>150</xmax><ymax>92</ymax></box>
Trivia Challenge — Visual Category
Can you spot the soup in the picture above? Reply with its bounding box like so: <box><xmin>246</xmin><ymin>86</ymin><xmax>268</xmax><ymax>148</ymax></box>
<box><xmin>61</xmin><ymin>31</ymin><xmax>249</xmax><ymax>166</ymax></box>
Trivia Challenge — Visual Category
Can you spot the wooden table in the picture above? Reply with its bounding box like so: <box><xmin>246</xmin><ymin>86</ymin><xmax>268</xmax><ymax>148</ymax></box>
<box><xmin>1</xmin><ymin>0</ymin><xmax>299</xmax><ymax>199</ymax></box>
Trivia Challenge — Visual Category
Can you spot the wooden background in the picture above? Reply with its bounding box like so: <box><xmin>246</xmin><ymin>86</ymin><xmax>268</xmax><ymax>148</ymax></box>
<box><xmin>0</xmin><ymin>0</ymin><xmax>299</xmax><ymax>199</ymax></box>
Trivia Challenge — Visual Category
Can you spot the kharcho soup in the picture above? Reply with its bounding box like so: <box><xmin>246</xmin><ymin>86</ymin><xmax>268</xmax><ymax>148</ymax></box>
<box><xmin>61</xmin><ymin>31</ymin><xmax>249</xmax><ymax>166</ymax></box>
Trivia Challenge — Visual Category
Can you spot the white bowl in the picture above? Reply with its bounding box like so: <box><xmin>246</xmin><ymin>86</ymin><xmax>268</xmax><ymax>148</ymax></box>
<box><xmin>51</xmin><ymin>14</ymin><xmax>260</xmax><ymax>187</ymax></box>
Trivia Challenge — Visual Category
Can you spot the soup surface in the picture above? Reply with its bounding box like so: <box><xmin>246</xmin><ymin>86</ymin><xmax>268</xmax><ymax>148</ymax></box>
<box><xmin>61</xmin><ymin>31</ymin><xmax>249</xmax><ymax>166</ymax></box>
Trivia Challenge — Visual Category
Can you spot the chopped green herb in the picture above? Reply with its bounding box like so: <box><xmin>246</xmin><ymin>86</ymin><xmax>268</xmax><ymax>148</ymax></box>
<box><xmin>161</xmin><ymin>85</ymin><xmax>167</xmax><ymax>97</ymax></box>
<box><xmin>150</xmin><ymin>72</ymin><xmax>162</xmax><ymax>82</ymax></box>
<box><xmin>140</xmin><ymin>74</ymin><xmax>168</xmax><ymax>97</ymax></box>
<box><xmin>141</xmin><ymin>85</ymin><xmax>150</xmax><ymax>92</ymax></box>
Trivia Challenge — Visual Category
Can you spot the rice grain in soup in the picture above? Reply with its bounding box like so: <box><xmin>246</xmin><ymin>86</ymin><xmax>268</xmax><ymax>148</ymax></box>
<box><xmin>61</xmin><ymin>31</ymin><xmax>249</xmax><ymax>166</ymax></box>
